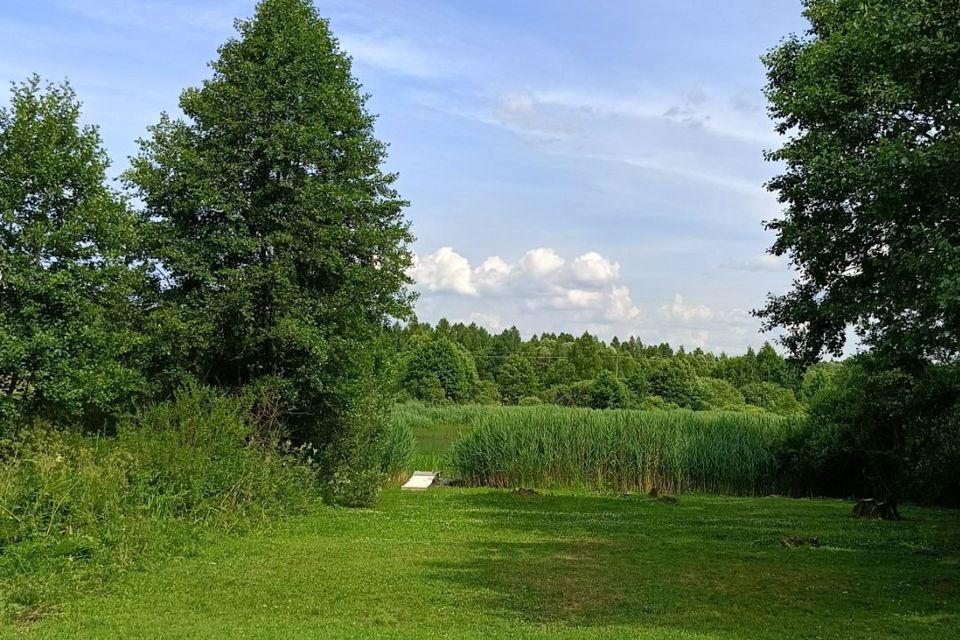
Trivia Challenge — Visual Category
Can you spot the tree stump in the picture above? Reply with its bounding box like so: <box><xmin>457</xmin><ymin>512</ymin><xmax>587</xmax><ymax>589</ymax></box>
<box><xmin>850</xmin><ymin>498</ymin><xmax>900</xmax><ymax>520</ymax></box>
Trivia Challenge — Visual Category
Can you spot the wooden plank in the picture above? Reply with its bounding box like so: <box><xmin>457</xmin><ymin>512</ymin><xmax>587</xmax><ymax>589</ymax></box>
<box><xmin>401</xmin><ymin>471</ymin><xmax>436</xmax><ymax>491</ymax></box>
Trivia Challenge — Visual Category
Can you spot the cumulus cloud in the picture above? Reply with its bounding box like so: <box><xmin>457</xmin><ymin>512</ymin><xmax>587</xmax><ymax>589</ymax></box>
<box><xmin>409</xmin><ymin>247</ymin><xmax>762</xmax><ymax>352</ymax></box>
<box><xmin>570</xmin><ymin>251</ymin><xmax>620</xmax><ymax>285</ymax></box>
<box><xmin>520</xmin><ymin>247</ymin><xmax>565</xmax><ymax>278</ymax></box>
<box><xmin>661</xmin><ymin>293</ymin><xmax>714</xmax><ymax>323</ymax></box>
<box><xmin>409</xmin><ymin>247</ymin><xmax>476</xmax><ymax>296</ymax></box>
<box><xmin>473</xmin><ymin>256</ymin><xmax>513</xmax><ymax>291</ymax></box>
<box><xmin>409</xmin><ymin>246</ymin><xmax>639</xmax><ymax>325</ymax></box>
<box><xmin>607</xmin><ymin>286</ymin><xmax>641</xmax><ymax>322</ymax></box>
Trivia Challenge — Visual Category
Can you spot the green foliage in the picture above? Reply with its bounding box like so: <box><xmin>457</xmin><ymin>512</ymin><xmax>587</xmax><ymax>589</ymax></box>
<box><xmin>401</xmin><ymin>336</ymin><xmax>480</xmax><ymax>403</ymax></box>
<box><xmin>518</xmin><ymin>395</ymin><xmax>543</xmax><ymax>406</ymax></box>
<box><xmin>646</xmin><ymin>359</ymin><xmax>700</xmax><ymax>408</ymax></box>
<box><xmin>741</xmin><ymin>382</ymin><xmax>802</xmax><ymax>415</ymax></box>
<box><xmin>758</xmin><ymin>0</ymin><xmax>960</xmax><ymax>362</ymax></box>
<box><xmin>692</xmin><ymin>377</ymin><xmax>746</xmax><ymax>411</ymax></box>
<box><xmin>451</xmin><ymin>406</ymin><xmax>802</xmax><ymax>495</ymax></box>
<box><xmin>0</xmin><ymin>77</ymin><xmax>147</xmax><ymax>426</ymax></box>
<box><xmin>589</xmin><ymin>370</ymin><xmax>630</xmax><ymax>409</ymax></box>
<box><xmin>124</xmin><ymin>0</ymin><xmax>413</xmax><ymax>505</ymax></box>
<box><xmin>496</xmin><ymin>354</ymin><xmax>538</xmax><ymax>404</ymax></box>
<box><xmin>799</xmin><ymin>361</ymin><xmax>842</xmax><ymax>403</ymax></box>
<box><xmin>380</xmin><ymin>419</ymin><xmax>414</xmax><ymax>483</ymax></box>
<box><xmin>0</xmin><ymin>386</ymin><xmax>319</xmax><ymax>620</ymax></box>
<box><xmin>786</xmin><ymin>357</ymin><xmax>960</xmax><ymax>504</ymax></box>
<box><xmin>542</xmin><ymin>380</ymin><xmax>594</xmax><ymax>407</ymax></box>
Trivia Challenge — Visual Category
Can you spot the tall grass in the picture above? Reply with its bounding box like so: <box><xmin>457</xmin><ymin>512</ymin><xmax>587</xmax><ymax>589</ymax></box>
<box><xmin>450</xmin><ymin>406</ymin><xmax>803</xmax><ymax>495</ymax></box>
<box><xmin>0</xmin><ymin>387</ymin><xmax>321</xmax><ymax>622</ymax></box>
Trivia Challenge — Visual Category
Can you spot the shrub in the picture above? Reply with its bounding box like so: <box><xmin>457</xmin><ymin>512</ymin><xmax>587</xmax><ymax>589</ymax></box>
<box><xmin>590</xmin><ymin>370</ymin><xmax>631</xmax><ymax>409</ymax></box>
<box><xmin>0</xmin><ymin>386</ymin><xmax>320</xmax><ymax>620</ymax></box>
<box><xmin>497</xmin><ymin>354</ymin><xmax>538</xmax><ymax>404</ymax></box>
<box><xmin>741</xmin><ymin>382</ymin><xmax>802</xmax><ymax>415</ymax></box>
<box><xmin>542</xmin><ymin>381</ymin><xmax>594</xmax><ymax>407</ymax></box>
<box><xmin>646</xmin><ymin>359</ymin><xmax>701</xmax><ymax>408</ymax></box>
<box><xmin>518</xmin><ymin>396</ymin><xmax>543</xmax><ymax>406</ymax></box>
<box><xmin>693</xmin><ymin>377</ymin><xmax>746</xmax><ymax>411</ymax></box>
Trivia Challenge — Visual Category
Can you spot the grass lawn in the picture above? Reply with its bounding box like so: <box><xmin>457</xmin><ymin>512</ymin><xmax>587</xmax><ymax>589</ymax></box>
<box><xmin>8</xmin><ymin>489</ymin><xmax>959</xmax><ymax>639</ymax></box>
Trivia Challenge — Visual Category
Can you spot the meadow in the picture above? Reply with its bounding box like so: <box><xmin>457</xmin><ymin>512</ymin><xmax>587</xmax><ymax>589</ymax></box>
<box><xmin>6</xmin><ymin>489</ymin><xmax>958</xmax><ymax>639</ymax></box>
<box><xmin>3</xmin><ymin>401</ymin><xmax>960</xmax><ymax>638</ymax></box>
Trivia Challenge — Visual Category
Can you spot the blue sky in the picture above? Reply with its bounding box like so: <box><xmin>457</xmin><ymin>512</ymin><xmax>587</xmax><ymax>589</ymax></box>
<box><xmin>1</xmin><ymin>0</ymin><xmax>811</xmax><ymax>353</ymax></box>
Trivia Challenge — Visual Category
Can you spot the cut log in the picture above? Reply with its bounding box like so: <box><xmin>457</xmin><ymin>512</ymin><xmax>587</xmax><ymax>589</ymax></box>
<box><xmin>850</xmin><ymin>498</ymin><xmax>901</xmax><ymax>520</ymax></box>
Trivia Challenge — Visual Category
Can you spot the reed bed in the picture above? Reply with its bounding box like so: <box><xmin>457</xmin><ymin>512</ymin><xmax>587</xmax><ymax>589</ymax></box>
<box><xmin>450</xmin><ymin>406</ymin><xmax>803</xmax><ymax>495</ymax></box>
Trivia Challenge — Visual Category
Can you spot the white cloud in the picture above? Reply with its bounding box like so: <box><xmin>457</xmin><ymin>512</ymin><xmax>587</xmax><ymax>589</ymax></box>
<box><xmin>407</xmin><ymin>246</ymin><xmax>769</xmax><ymax>351</ymax></box>
<box><xmin>409</xmin><ymin>247</ymin><xmax>477</xmax><ymax>296</ymax></box>
<box><xmin>607</xmin><ymin>286</ymin><xmax>641</xmax><ymax>322</ymax></box>
<box><xmin>550</xmin><ymin>288</ymin><xmax>605</xmax><ymax>310</ymax></box>
<box><xmin>338</xmin><ymin>33</ymin><xmax>445</xmax><ymax>79</ymax></box>
<box><xmin>661</xmin><ymin>293</ymin><xmax>714</xmax><ymax>323</ymax></box>
<box><xmin>570</xmin><ymin>251</ymin><xmax>620</xmax><ymax>285</ymax></box>
<box><xmin>473</xmin><ymin>256</ymin><xmax>513</xmax><ymax>292</ymax></box>
<box><xmin>520</xmin><ymin>247</ymin><xmax>565</xmax><ymax>278</ymax></box>
<box><xmin>467</xmin><ymin>312</ymin><xmax>502</xmax><ymax>331</ymax></box>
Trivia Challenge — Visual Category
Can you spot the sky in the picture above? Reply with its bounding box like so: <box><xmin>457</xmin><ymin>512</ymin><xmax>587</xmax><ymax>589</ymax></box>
<box><xmin>0</xmin><ymin>0</ymin><xmax>812</xmax><ymax>354</ymax></box>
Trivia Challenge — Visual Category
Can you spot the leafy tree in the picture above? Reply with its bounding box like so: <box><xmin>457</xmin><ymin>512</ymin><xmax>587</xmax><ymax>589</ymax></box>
<box><xmin>758</xmin><ymin>0</ymin><xmax>960</xmax><ymax>363</ymax></box>
<box><xmin>693</xmin><ymin>378</ymin><xmax>746</xmax><ymax>411</ymax></box>
<box><xmin>570</xmin><ymin>332</ymin><xmax>604</xmax><ymax>379</ymax></box>
<box><xmin>646</xmin><ymin>358</ymin><xmax>700</xmax><ymax>409</ymax></box>
<box><xmin>589</xmin><ymin>370</ymin><xmax>630</xmax><ymax>409</ymax></box>
<box><xmin>402</xmin><ymin>337</ymin><xmax>479</xmax><ymax>403</ymax></box>
<box><xmin>799</xmin><ymin>361</ymin><xmax>842</xmax><ymax>403</ymax></box>
<box><xmin>543</xmin><ymin>358</ymin><xmax>576</xmax><ymax>387</ymax></box>
<box><xmin>497</xmin><ymin>354</ymin><xmax>538</xmax><ymax>404</ymax></box>
<box><xmin>0</xmin><ymin>77</ymin><xmax>146</xmax><ymax>426</ymax></box>
<box><xmin>126</xmin><ymin>0</ymin><xmax>413</xmax><ymax>505</ymax></box>
<box><xmin>741</xmin><ymin>382</ymin><xmax>802</xmax><ymax>415</ymax></box>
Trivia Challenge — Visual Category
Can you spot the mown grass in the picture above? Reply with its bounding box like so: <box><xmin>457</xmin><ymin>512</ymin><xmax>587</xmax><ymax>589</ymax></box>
<box><xmin>448</xmin><ymin>406</ymin><xmax>802</xmax><ymax>495</ymax></box>
<box><xmin>8</xmin><ymin>488</ymin><xmax>959</xmax><ymax>639</ymax></box>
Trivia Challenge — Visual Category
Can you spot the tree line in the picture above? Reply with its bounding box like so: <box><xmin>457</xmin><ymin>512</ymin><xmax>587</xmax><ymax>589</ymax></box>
<box><xmin>387</xmin><ymin>319</ymin><xmax>817</xmax><ymax>414</ymax></box>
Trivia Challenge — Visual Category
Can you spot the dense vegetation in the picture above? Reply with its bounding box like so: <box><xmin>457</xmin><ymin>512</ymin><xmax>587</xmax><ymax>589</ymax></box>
<box><xmin>1</xmin><ymin>0</ymin><xmax>959</xmax><ymax>632</ymax></box>
<box><xmin>386</xmin><ymin>320</ymin><xmax>808</xmax><ymax>413</ymax></box>
<box><xmin>450</xmin><ymin>407</ymin><xmax>800</xmax><ymax>494</ymax></box>
<box><xmin>0</xmin><ymin>0</ymin><xmax>413</xmax><ymax>624</ymax></box>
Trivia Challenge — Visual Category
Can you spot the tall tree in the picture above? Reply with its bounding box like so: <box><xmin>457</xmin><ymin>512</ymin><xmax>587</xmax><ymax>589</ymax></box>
<box><xmin>758</xmin><ymin>0</ymin><xmax>960</xmax><ymax>364</ymax></box>
<box><xmin>126</xmin><ymin>0</ymin><xmax>414</xmax><ymax>505</ymax></box>
<box><xmin>0</xmin><ymin>78</ymin><xmax>145</xmax><ymax>426</ymax></box>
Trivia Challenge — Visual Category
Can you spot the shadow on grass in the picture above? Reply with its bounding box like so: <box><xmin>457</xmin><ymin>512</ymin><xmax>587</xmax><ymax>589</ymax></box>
<box><xmin>424</xmin><ymin>490</ymin><xmax>960</xmax><ymax>639</ymax></box>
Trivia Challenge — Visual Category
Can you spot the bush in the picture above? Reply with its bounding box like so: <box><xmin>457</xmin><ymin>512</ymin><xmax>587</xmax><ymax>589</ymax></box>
<box><xmin>542</xmin><ymin>381</ymin><xmax>594</xmax><ymax>407</ymax></box>
<box><xmin>785</xmin><ymin>358</ymin><xmax>960</xmax><ymax>505</ymax></box>
<box><xmin>0</xmin><ymin>386</ymin><xmax>320</xmax><ymax>621</ymax></box>
<box><xmin>590</xmin><ymin>370</ymin><xmax>631</xmax><ymax>409</ymax></box>
<box><xmin>646</xmin><ymin>359</ymin><xmax>701</xmax><ymax>408</ymax></box>
<box><xmin>692</xmin><ymin>377</ymin><xmax>746</xmax><ymax>411</ymax></box>
<box><xmin>741</xmin><ymin>382</ymin><xmax>802</xmax><ymax>415</ymax></box>
<box><xmin>518</xmin><ymin>396</ymin><xmax>543</xmax><ymax>406</ymax></box>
